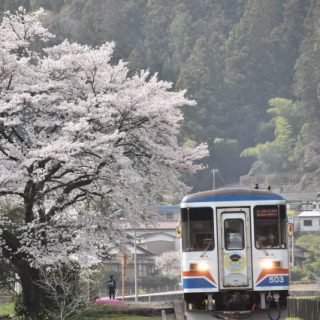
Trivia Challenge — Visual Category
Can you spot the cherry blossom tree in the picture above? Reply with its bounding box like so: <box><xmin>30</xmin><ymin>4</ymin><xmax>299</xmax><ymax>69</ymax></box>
<box><xmin>0</xmin><ymin>8</ymin><xmax>207</xmax><ymax>319</ymax></box>
<box><xmin>155</xmin><ymin>251</ymin><xmax>181</xmax><ymax>279</ymax></box>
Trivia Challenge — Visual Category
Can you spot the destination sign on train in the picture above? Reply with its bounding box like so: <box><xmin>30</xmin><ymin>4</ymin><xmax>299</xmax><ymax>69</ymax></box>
<box><xmin>255</xmin><ymin>207</ymin><xmax>278</xmax><ymax>218</ymax></box>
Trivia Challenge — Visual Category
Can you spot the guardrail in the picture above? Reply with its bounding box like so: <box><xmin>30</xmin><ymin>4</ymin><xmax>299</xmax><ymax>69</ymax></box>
<box><xmin>97</xmin><ymin>288</ymin><xmax>183</xmax><ymax>302</ymax></box>
<box><xmin>98</xmin><ymin>285</ymin><xmax>182</xmax><ymax>299</ymax></box>
<box><xmin>120</xmin><ymin>290</ymin><xmax>183</xmax><ymax>302</ymax></box>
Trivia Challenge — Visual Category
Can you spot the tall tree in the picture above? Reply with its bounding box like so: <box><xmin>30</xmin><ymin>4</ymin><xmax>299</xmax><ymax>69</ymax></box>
<box><xmin>168</xmin><ymin>6</ymin><xmax>193</xmax><ymax>79</ymax></box>
<box><xmin>141</xmin><ymin>0</ymin><xmax>176</xmax><ymax>79</ymax></box>
<box><xmin>241</xmin><ymin>98</ymin><xmax>301</xmax><ymax>176</ymax></box>
<box><xmin>224</xmin><ymin>0</ymin><xmax>303</xmax><ymax>146</ymax></box>
<box><xmin>43</xmin><ymin>0</ymin><xmax>145</xmax><ymax>61</ymax></box>
<box><xmin>0</xmin><ymin>0</ymin><xmax>31</xmax><ymax>15</ymax></box>
<box><xmin>293</xmin><ymin>0</ymin><xmax>320</xmax><ymax>184</ymax></box>
<box><xmin>0</xmin><ymin>9</ymin><xmax>207</xmax><ymax>318</ymax></box>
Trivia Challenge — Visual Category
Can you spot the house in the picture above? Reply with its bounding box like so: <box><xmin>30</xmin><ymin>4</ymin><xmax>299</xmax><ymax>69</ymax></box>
<box><xmin>138</xmin><ymin>231</ymin><xmax>178</xmax><ymax>255</ymax></box>
<box><xmin>282</xmin><ymin>190</ymin><xmax>320</xmax><ymax>211</ymax></box>
<box><xmin>158</xmin><ymin>204</ymin><xmax>180</xmax><ymax>221</ymax></box>
<box><xmin>101</xmin><ymin>241</ymin><xmax>156</xmax><ymax>297</ymax></box>
<box><xmin>296</xmin><ymin>210</ymin><xmax>320</xmax><ymax>233</ymax></box>
<box><xmin>106</xmin><ymin>241</ymin><xmax>156</xmax><ymax>280</ymax></box>
<box><xmin>100</xmin><ymin>204</ymin><xmax>181</xmax><ymax>297</ymax></box>
<box><xmin>118</xmin><ymin>204</ymin><xmax>180</xmax><ymax>256</ymax></box>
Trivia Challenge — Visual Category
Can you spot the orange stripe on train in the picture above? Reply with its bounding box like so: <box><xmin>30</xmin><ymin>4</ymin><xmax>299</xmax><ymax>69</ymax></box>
<box><xmin>183</xmin><ymin>270</ymin><xmax>216</xmax><ymax>284</ymax></box>
<box><xmin>256</xmin><ymin>268</ymin><xmax>288</xmax><ymax>283</ymax></box>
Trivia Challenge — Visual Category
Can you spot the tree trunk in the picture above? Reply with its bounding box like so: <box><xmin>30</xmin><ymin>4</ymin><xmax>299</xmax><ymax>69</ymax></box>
<box><xmin>2</xmin><ymin>229</ymin><xmax>45</xmax><ymax>319</ymax></box>
<box><xmin>16</xmin><ymin>261</ymin><xmax>44</xmax><ymax>320</ymax></box>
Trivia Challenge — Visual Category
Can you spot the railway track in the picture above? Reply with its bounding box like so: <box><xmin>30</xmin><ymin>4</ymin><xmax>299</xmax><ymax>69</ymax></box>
<box><xmin>186</xmin><ymin>308</ymin><xmax>288</xmax><ymax>320</ymax></box>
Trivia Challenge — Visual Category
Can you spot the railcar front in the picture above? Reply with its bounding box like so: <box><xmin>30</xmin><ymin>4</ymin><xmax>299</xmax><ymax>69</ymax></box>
<box><xmin>180</xmin><ymin>187</ymin><xmax>289</xmax><ymax>314</ymax></box>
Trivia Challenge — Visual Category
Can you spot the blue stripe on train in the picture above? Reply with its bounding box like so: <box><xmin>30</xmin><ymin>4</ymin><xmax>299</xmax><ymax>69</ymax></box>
<box><xmin>183</xmin><ymin>278</ymin><xmax>216</xmax><ymax>289</ymax></box>
<box><xmin>256</xmin><ymin>275</ymin><xmax>289</xmax><ymax>287</ymax></box>
<box><xmin>182</xmin><ymin>193</ymin><xmax>283</xmax><ymax>204</ymax></box>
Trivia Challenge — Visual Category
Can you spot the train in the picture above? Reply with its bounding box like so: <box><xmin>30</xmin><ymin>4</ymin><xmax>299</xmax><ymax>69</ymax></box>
<box><xmin>179</xmin><ymin>186</ymin><xmax>289</xmax><ymax>318</ymax></box>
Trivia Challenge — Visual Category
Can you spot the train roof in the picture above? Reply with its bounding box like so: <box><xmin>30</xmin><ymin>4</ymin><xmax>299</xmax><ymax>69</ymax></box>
<box><xmin>181</xmin><ymin>187</ymin><xmax>285</xmax><ymax>204</ymax></box>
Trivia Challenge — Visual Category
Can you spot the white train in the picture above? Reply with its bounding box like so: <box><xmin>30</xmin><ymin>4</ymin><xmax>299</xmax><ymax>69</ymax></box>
<box><xmin>179</xmin><ymin>187</ymin><xmax>289</xmax><ymax>316</ymax></box>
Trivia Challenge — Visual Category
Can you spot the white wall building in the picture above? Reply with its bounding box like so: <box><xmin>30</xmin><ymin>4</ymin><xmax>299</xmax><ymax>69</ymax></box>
<box><xmin>297</xmin><ymin>211</ymin><xmax>320</xmax><ymax>233</ymax></box>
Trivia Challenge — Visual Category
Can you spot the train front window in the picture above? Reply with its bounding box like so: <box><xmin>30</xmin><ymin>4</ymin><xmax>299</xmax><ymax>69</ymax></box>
<box><xmin>224</xmin><ymin>219</ymin><xmax>244</xmax><ymax>250</ymax></box>
<box><xmin>254</xmin><ymin>205</ymin><xmax>287</xmax><ymax>249</ymax></box>
<box><xmin>181</xmin><ymin>207</ymin><xmax>214</xmax><ymax>252</ymax></box>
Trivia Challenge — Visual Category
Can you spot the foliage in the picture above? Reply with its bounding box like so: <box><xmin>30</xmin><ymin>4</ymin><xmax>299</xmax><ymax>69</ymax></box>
<box><xmin>37</xmin><ymin>262</ymin><xmax>88</xmax><ymax>320</ymax></box>
<box><xmin>290</xmin><ymin>266</ymin><xmax>312</xmax><ymax>282</ymax></box>
<box><xmin>14</xmin><ymin>293</ymin><xmax>30</xmax><ymax>319</ymax></box>
<box><xmin>0</xmin><ymin>258</ymin><xmax>16</xmax><ymax>294</ymax></box>
<box><xmin>241</xmin><ymin>98</ymin><xmax>301</xmax><ymax>175</ymax></box>
<box><xmin>1</xmin><ymin>0</ymin><xmax>320</xmax><ymax>189</ymax></box>
<box><xmin>0</xmin><ymin>303</ymin><xmax>15</xmax><ymax>317</ymax></box>
<box><xmin>295</xmin><ymin>234</ymin><xmax>320</xmax><ymax>281</ymax></box>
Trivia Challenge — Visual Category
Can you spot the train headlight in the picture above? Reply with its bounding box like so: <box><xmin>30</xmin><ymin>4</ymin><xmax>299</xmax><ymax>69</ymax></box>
<box><xmin>260</xmin><ymin>259</ymin><xmax>274</xmax><ymax>269</ymax></box>
<box><xmin>197</xmin><ymin>261</ymin><xmax>210</xmax><ymax>271</ymax></box>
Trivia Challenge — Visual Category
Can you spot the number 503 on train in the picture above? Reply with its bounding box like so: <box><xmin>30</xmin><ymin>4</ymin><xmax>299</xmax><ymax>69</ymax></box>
<box><xmin>178</xmin><ymin>187</ymin><xmax>289</xmax><ymax>313</ymax></box>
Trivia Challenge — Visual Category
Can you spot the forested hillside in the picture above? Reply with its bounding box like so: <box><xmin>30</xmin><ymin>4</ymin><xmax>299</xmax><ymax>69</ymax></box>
<box><xmin>2</xmin><ymin>0</ymin><xmax>320</xmax><ymax>191</ymax></box>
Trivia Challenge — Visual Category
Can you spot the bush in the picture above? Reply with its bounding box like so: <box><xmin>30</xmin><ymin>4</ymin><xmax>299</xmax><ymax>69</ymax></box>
<box><xmin>290</xmin><ymin>266</ymin><xmax>311</xmax><ymax>281</ymax></box>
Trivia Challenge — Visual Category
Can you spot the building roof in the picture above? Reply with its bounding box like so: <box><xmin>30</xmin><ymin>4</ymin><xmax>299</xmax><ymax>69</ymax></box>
<box><xmin>118</xmin><ymin>219</ymin><xmax>179</xmax><ymax>230</ymax></box>
<box><xmin>158</xmin><ymin>205</ymin><xmax>180</xmax><ymax>213</ymax></box>
<box><xmin>109</xmin><ymin>241</ymin><xmax>155</xmax><ymax>256</ymax></box>
<box><xmin>298</xmin><ymin>211</ymin><xmax>320</xmax><ymax>218</ymax></box>
<box><xmin>282</xmin><ymin>190</ymin><xmax>319</xmax><ymax>201</ymax></box>
<box><xmin>139</xmin><ymin>231</ymin><xmax>176</xmax><ymax>239</ymax></box>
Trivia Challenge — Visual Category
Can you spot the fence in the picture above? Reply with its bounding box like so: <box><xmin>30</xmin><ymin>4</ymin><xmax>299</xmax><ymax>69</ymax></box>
<box><xmin>0</xmin><ymin>288</ymin><xmax>13</xmax><ymax>305</ymax></box>
<box><xmin>98</xmin><ymin>284</ymin><xmax>182</xmax><ymax>298</ymax></box>
<box><xmin>288</xmin><ymin>297</ymin><xmax>320</xmax><ymax>320</ymax></box>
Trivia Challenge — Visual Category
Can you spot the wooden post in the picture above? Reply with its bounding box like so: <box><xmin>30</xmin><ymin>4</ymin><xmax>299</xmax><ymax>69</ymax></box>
<box><xmin>121</xmin><ymin>254</ymin><xmax>126</xmax><ymax>302</ymax></box>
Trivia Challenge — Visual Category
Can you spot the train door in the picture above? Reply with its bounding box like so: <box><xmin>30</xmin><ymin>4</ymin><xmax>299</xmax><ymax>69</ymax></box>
<box><xmin>217</xmin><ymin>208</ymin><xmax>252</xmax><ymax>289</ymax></box>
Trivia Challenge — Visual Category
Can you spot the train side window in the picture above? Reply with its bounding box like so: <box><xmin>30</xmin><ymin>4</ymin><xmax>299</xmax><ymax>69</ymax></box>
<box><xmin>224</xmin><ymin>219</ymin><xmax>244</xmax><ymax>250</ymax></box>
<box><xmin>181</xmin><ymin>207</ymin><xmax>214</xmax><ymax>252</ymax></box>
<box><xmin>254</xmin><ymin>205</ymin><xmax>287</xmax><ymax>249</ymax></box>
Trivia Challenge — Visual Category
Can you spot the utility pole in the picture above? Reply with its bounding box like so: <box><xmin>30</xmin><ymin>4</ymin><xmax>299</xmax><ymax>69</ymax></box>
<box><xmin>134</xmin><ymin>231</ymin><xmax>138</xmax><ymax>301</ymax></box>
<box><xmin>212</xmin><ymin>169</ymin><xmax>218</xmax><ymax>190</ymax></box>
<box><xmin>291</xmin><ymin>215</ymin><xmax>295</xmax><ymax>266</ymax></box>
<box><xmin>121</xmin><ymin>254</ymin><xmax>126</xmax><ymax>302</ymax></box>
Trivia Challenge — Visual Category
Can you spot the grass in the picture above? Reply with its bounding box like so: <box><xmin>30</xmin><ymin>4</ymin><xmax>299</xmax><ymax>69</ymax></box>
<box><xmin>0</xmin><ymin>303</ymin><xmax>15</xmax><ymax>316</ymax></box>
<box><xmin>0</xmin><ymin>302</ymin><xmax>159</xmax><ymax>320</ymax></box>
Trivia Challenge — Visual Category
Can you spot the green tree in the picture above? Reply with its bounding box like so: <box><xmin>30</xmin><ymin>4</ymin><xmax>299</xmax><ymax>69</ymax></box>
<box><xmin>168</xmin><ymin>7</ymin><xmax>193</xmax><ymax>78</ymax></box>
<box><xmin>141</xmin><ymin>0</ymin><xmax>176</xmax><ymax>79</ymax></box>
<box><xmin>0</xmin><ymin>0</ymin><xmax>31</xmax><ymax>15</ymax></box>
<box><xmin>241</xmin><ymin>98</ymin><xmax>300</xmax><ymax>175</ymax></box>
<box><xmin>292</xmin><ymin>0</ymin><xmax>320</xmax><ymax>185</ymax></box>
<box><xmin>30</xmin><ymin>0</ymin><xmax>65</xmax><ymax>12</ymax></box>
<box><xmin>211</xmin><ymin>138</ymin><xmax>246</xmax><ymax>184</ymax></box>
<box><xmin>296</xmin><ymin>234</ymin><xmax>320</xmax><ymax>281</ymax></box>
<box><xmin>45</xmin><ymin>0</ymin><xmax>145</xmax><ymax>61</ymax></box>
<box><xmin>224</xmin><ymin>0</ymin><xmax>304</xmax><ymax>147</ymax></box>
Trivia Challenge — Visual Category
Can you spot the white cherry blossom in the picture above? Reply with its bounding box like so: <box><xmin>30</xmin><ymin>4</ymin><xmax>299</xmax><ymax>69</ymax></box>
<box><xmin>0</xmin><ymin>10</ymin><xmax>207</xmax><ymax>315</ymax></box>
